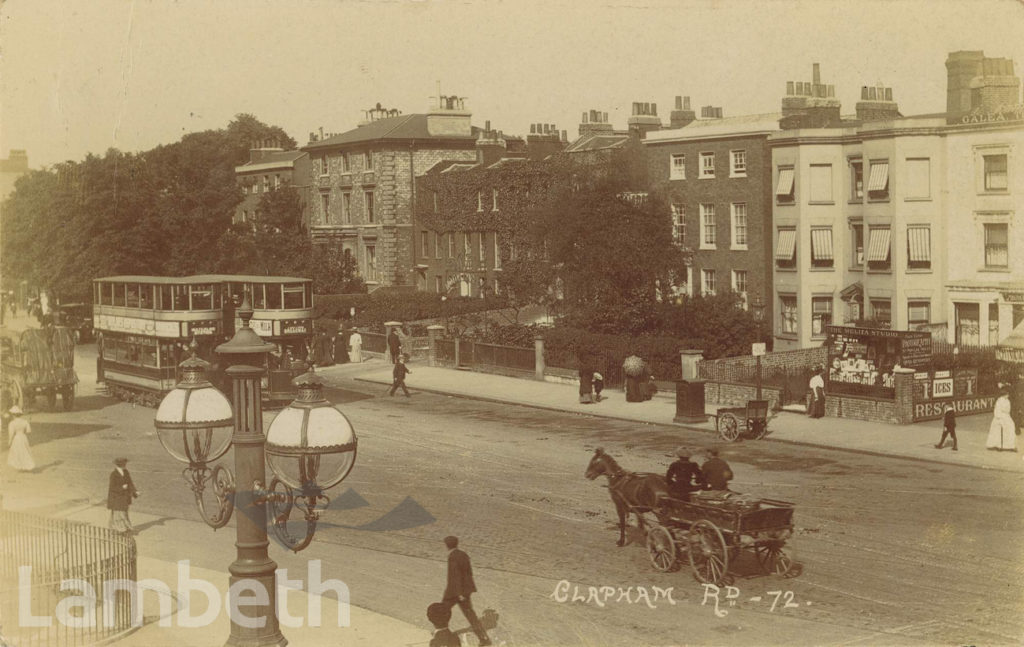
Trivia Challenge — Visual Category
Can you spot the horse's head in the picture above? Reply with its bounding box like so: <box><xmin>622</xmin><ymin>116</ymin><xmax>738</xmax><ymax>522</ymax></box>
<box><xmin>585</xmin><ymin>448</ymin><xmax>611</xmax><ymax>480</ymax></box>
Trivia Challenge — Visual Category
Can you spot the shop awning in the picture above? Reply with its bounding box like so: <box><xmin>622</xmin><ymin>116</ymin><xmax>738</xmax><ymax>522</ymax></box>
<box><xmin>868</xmin><ymin>162</ymin><xmax>889</xmax><ymax>192</ymax></box>
<box><xmin>811</xmin><ymin>228</ymin><xmax>834</xmax><ymax>261</ymax></box>
<box><xmin>775</xmin><ymin>229</ymin><xmax>797</xmax><ymax>260</ymax></box>
<box><xmin>866</xmin><ymin>228</ymin><xmax>891</xmax><ymax>262</ymax></box>
<box><xmin>908</xmin><ymin>227</ymin><xmax>931</xmax><ymax>262</ymax></box>
<box><xmin>775</xmin><ymin>168</ymin><xmax>795</xmax><ymax>196</ymax></box>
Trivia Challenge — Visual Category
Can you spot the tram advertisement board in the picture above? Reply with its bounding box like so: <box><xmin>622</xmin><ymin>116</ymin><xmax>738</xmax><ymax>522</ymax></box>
<box><xmin>825</xmin><ymin>326</ymin><xmax>933</xmax><ymax>398</ymax></box>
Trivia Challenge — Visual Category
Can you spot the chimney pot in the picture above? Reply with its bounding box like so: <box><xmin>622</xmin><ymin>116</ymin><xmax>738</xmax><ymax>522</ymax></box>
<box><xmin>684</xmin><ymin>96</ymin><xmax>691</xmax><ymax>110</ymax></box>
<box><xmin>675</xmin><ymin>96</ymin><xmax>682</xmax><ymax>109</ymax></box>
<box><xmin>813</xmin><ymin>63</ymin><xmax>821</xmax><ymax>85</ymax></box>
<box><xmin>561</xmin><ymin>129</ymin><xmax>567</xmax><ymax>141</ymax></box>
<box><xmin>485</xmin><ymin>120</ymin><xmax>491</xmax><ymax>131</ymax></box>
<box><xmin>603</xmin><ymin>112</ymin><xmax>608</xmax><ymax>123</ymax></box>
<box><xmin>885</xmin><ymin>87</ymin><xmax>892</xmax><ymax>101</ymax></box>
<box><xmin>530</xmin><ymin>124</ymin><xmax>536</xmax><ymax>134</ymax></box>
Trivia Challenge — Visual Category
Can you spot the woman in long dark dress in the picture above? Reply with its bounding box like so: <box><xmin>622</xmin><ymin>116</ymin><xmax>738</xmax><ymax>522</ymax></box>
<box><xmin>578</xmin><ymin>366</ymin><xmax>594</xmax><ymax>404</ymax></box>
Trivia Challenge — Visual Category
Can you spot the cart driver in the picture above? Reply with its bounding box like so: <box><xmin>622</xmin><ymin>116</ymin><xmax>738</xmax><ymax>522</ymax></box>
<box><xmin>700</xmin><ymin>448</ymin><xmax>734</xmax><ymax>491</ymax></box>
<box><xmin>666</xmin><ymin>447</ymin><xmax>705</xmax><ymax>499</ymax></box>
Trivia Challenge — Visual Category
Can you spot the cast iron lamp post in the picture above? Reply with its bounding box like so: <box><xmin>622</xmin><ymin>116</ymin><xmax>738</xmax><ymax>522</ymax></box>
<box><xmin>752</xmin><ymin>297</ymin><xmax>767</xmax><ymax>400</ymax></box>
<box><xmin>154</xmin><ymin>298</ymin><xmax>357</xmax><ymax>646</ymax></box>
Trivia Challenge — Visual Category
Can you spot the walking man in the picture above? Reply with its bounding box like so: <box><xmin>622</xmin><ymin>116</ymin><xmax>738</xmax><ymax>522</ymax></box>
<box><xmin>442</xmin><ymin>536</ymin><xmax>491</xmax><ymax>646</ymax></box>
<box><xmin>388</xmin><ymin>328</ymin><xmax>402</xmax><ymax>364</ymax></box>
<box><xmin>389</xmin><ymin>355</ymin><xmax>412</xmax><ymax>397</ymax></box>
<box><xmin>107</xmin><ymin>457</ymin><xmax>139</xmax><ymax>533</ymax></box>
<box><xmin>935</xmin><ymin>403</ymin><xmax>958</xmax><ymax>451</ymax></box>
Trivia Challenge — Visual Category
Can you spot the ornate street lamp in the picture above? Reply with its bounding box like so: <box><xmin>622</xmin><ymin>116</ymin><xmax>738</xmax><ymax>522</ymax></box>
<box><xmin>154</xmin><ymin>351</ymin><xmax>235</xmax><ymax>528</ymax></box>
<box><xmin>153</xmin><ymin>297</ymin><xmax>358</xmax><ymax>647</ymax></box>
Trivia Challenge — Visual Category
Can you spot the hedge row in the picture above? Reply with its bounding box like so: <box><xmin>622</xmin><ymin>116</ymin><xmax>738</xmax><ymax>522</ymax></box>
<box><xmin>314</xmin><ymin>292</ymin><xmax>508</xmax><ymax>331</ymax></box>
<box><xmin>542</xmin><ymin>326</ymin><xmax>686</xmax><ymax>386</ymax></box>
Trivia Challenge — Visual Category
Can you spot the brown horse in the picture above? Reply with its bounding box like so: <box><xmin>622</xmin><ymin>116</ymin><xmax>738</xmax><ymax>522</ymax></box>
<box><xmin>585</xmin><ymin>448</ymin><xmax>669</xmax><ymax>547</ymax></box>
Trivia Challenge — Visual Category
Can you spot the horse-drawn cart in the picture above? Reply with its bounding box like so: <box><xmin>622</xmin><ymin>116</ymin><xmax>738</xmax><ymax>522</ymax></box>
<box><xmin>712</xmin><ymin>399</ymin><xmax>771</xmax><ymax>442</ymax></box>
<box><xmin>645</xmin><ymin>492</ymin><xmax>796</xmax><ymax>585</ymax></box>
<box><xmin>1</xmin><ymin>326</ymin><xmax>78</xmax><ymax>411</ymax></box>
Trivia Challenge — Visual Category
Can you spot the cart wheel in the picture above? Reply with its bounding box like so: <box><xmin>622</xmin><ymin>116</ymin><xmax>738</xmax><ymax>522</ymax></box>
<box><xmin>646</xmin><ymin>525</ymin><xmax>679</xmax><ymax>572</ymax></box>
<box><xmin>754</xmin><ymin>541</ymin><xmax>793</xmax><ymax>576</ymax></box>
<box><xmin>46</xmin><ymin>389</ymin><xmax>57</xmax><ymax>410</ymax></box>
<box><xmin>718</xmin><ymin>413</ymin><xmax>740</xmax><ymax>442</ymax></box>
<box><xmin>61</xmin><ymin>386</ymin><xmax>74</xmax><ymax>411</ymax></box>
<box><xmin>688</xmin><ymin>519</ymin><xmax>730</xmax><ymax>585</ymax></box>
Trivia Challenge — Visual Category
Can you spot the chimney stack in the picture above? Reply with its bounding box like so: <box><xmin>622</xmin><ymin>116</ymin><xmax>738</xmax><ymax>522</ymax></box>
<box><xmin>628</xmin><ymin>99</ymin><xmax>663</xmax><ymax>139</ymax></box>
<box><xmin>945</xmin><ymin>51</ymin><xmax>1020</xmax><ymax>118</ymax></box>
<box><xmin>670</xmin><ymin>94</ymin><xmax>697</xmax><ymax>128</ymax></box>
<box><xmin>578</xmin><ymin>108</ymin><xmax>614</xmax><ymax>137</ymax></box>
<box><xmin>780</xmin><ymin>63</ymin><xmax>842</xmax><ymax>129</ymax></box>
<box><xmin>856</xmin><ymin>84</ymin><xmax>901</xmax><ymax>122</ymax></box>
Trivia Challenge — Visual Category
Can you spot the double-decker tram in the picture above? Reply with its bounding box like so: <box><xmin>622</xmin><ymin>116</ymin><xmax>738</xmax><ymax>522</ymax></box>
<box><xmin>93</xmin><ymin>274</ymin><xmax>314</xmax><ymax>406</ymax></box>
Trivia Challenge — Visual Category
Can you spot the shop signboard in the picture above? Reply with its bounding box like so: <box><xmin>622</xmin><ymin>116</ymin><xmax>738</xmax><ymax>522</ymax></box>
<box><xmin>912</xmin><ymin>368</ymin><xmax>992</xmax><ymax>421</ymax></box>
<box><xmin>826</xmin><ymin>326</ymin><xmax>932</xmax><ymax>399</ymax></box>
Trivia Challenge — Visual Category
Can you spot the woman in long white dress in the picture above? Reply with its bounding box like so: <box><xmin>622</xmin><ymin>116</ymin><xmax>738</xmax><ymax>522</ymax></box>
<box><xmin>348</xmin><ymin>329</ymin><xmax>363</xmax><ymax>363</ymax></box>
<box><xmin>6</xmin><ymin>405</ymin><xmax>36</xmax><ymax>471</ymax></box>
<box><xmin>986</xmin><ymin>385</ymin><xmax>1017</xmax><ymax>451</ymax></box>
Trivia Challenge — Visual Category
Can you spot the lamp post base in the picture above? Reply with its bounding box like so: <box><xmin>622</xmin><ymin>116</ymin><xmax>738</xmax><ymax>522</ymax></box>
<box><xmin>225</xmin><ymin>570</ymin><xmax>288</xmax><ymax>647</ymax></box>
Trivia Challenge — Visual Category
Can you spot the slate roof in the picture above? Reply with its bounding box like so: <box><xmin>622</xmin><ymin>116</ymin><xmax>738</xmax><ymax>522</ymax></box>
<box><xmin>563</xmin><ymin>133</ymin><xmax>630</xmax><ymax>153</ymax></box>
<box><xmin>235</xmin><ymin>150</ymin><xmax>306</xmax><ymax>173</ymax></box>
<box><xmin>303</xmin><ymin>114</ymin><xmax>480</xmax><ymax>151</ymax></box>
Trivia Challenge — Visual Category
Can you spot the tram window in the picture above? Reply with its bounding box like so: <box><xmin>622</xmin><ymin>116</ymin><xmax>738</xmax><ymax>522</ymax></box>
<box><xmin>139</xmin><ymin>286</ymin><xmax>153</xmax><ymax>309</ymax></box>
<box><xmin>159</xmin><ymin>285</ymin><xmax>173</xmax><ymax>310</ymax></box>
<box><xmin>252</xmin><ymin>284</ymin><xmax>266</xmax><ymax>309</ymax></box>
<box><xmin>283</xmin><ymin>284</ymin><xmax>304</xmax><ymax>309</ymax></box>
<box><xmin>191</xmin><ymin>284</ymin><xmax>214</xmax><ymax>310</ymax></box>
<box><xmin>142</xmin><ymin>345</ymin><xmax>158</xmax><ymax>367</ymax></box>
<box><xmin>102</xmin><ymin>341</ymin><xmax>118</xmax><ymax>360</ymax></box>
<box><xmin>173</xmin><ymin>286</ymin><xmax>189</xmax><ymax>310</ymax></box>
<box><xmin>266</xmin><ymin>284</ymin><xmax>282</xmax><ymax>309</ymax></box>
<box><xmin>126</xmin><ymin>285</ymin><xmax>140</xmax><ymax>308</ymax></box>
<box><xmin>113</xmin><ymin>284</ymin><xmax>126</xmax><ymax>307</ymax></box>
<box><xmin>100</xmin><ymin>283</ymin><xmax>112</xmax><ymax>306</ymax></box>
<box><xmin>228</xmin><ymin>283</ymin><xmax>245</xmax><ymax>307</ymax></box>
<box><xmin>305</xmin><ymin>283</ymin><xmax>313</xmax><ymax>308</ymax></box>
<box><xmin>159</xmin><ymin>342</ymin><xmax>176</xmax><ymax>367</ymax></box>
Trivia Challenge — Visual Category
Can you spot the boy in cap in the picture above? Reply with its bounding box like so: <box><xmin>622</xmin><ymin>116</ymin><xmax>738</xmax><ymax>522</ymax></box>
<box><xmin>426</xmin><ymin>602</ymin><xmax>460</xmax><ymax>647</ymax></box>
<box><xmin>666</xmin><ymin>447</ymin><xmax>705</xmax><ymax>498</ymax></box>
<box><xmin>935</xmin><ymin>403</ymin><xmax>958</xmax><ymax>451</ymax></box>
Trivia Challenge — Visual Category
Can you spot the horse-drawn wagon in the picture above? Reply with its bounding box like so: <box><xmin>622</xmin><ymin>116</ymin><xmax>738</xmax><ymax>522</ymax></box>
<box><xmin>645</xmin><ymin>492</ymin><xmax>796</xmax><ymax>585</ymax></box>
<box><xmin>1</xmin><ymin>326</ymin><xmax>78</xmax><ymax>411</ymax></box>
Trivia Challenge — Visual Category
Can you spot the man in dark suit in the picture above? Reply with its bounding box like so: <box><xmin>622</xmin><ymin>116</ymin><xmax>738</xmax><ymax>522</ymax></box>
<box><xmin>387</xmin><ymin>329</ymin><xmax>401</xmax><ymax>364</ymax></box>
<box><xmin>107</xmin><ymin>457</ymin><xmax>139</xmax><ymax>533</ymax></box>
<box><xmin>443</xmin><ymin>536</ymin><xmax>491</xmax><ymax>646</ymax></box>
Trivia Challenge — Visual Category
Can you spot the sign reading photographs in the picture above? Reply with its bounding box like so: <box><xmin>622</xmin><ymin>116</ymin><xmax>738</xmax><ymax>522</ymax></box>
<box><xmin>825</xmin><ymin>326</ymin><xmax>932</xmax><ymax>399</ymax></box>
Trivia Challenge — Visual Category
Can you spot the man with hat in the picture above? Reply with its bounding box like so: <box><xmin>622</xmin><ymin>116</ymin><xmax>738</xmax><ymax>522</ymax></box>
<box><xmin>700</xmin><ymin>448</ymin><xmax>734</xmax><ymax>491</ymax></box>
<box><xmin>442</xmin><ymin>535</ymin><xmax>491</xmax><ymax>646</ymax></box>
<box><xmin>666</xmin><ymin>447</ymin><xmax>705</xmax><ymax>499</ymax></box>
<box><xmin>935</xmin><ymin>403</ymin><xmax>958</xmax><ymax>451</ymax></box>
<box><xmin>107</xmin><ymin>457</ymin><xmax>140</xmax><ymax>533</ymax></box>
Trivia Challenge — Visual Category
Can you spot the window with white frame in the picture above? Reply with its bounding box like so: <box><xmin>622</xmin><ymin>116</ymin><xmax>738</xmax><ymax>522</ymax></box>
<box><xmin>263</xmin><ymin>175</ymin><xmax>270</xmax><ymax>192</ymax></box>
<box><xmin>730</xmin><ymin>150</ymin><xmax>747</xmax><ymax>177</ymax></box>
<box><xmin>364</xmin><ymin>151</ymin><xmax>373</xmax><ymax>170</ymax></box>
<box><xmin>274</xmin><ymin>174</ymin><xmax>281</xmax><ymax>190</ymax></box>
<box><xmin>420</xmin><ymin>231</ymin><xmax>429</xmax><ymax>257</ymax></box>
<box><xmin>907</xmin><ymin>226</ymin><xmax>931</xmax><ymax>270</ymax></box>
<box><xmin>850</xmin><ymin>159</ymin><xmax>864</xmax><ymax>200</ymax></box>
<box><xmin>464</xmin><ymin>232</ymin><xmax>471</xmax><ymax>261</ymax></box>
<box><xmin>341</xmin><ymin>152</ymin><xmax>349</xmax><ymax>172</ymax></box>
<box><xmin>984</xmin><ymin>223</ymin><xmax>1009</xmax><ymax>268</ymax></box>
<box><xmin>493</xmin><ymin>277</ymin><xmax>501</xmax><ymax>295</ymax></box>
<box><xmin>984</xmin><ymin>154</ymin><xmax>1008</xmax><ymax>191</ymax></box>
<box><xmin>732</xmin><ymin>270</ymin><xmax>747</xmax><ymax>305</ymax></box>
<box><xmin>780</xmin><ymin>295</ymin><xmax>797</xmax><ymax>334</ymax></box>
<box><xmin>908</xmin><ymin>300</ymin><xmax>930</xmax><ymax>327</ymax></box>
<box><xmin>867</xmin><ymin>160</ymin><xmax>890</xmax><ymax>200</ymax></box>
<box><xmin>479</xmin><ymin>232</ymin><xmax>486</xmax><ymax>263</ymax></box>
<box><xmin>671</xmin><ymin>203</ymin><xmax>685</xmax><ymax>245</ymax></box>
<box><xmin>700</xmin><ymin>152</ymin><xmax>715</xmax><ymax>178</ymax></box>
<box><xmin>811</xmin><ymin>296</ymin><xmax>832</xmax><ymax>337</ymax></box>
<box><xmin>435</xmin><ymin>276</ymin><xmax>443</xmax><ymax>293</ymax></box>
<box><xmin>448</xmin><ymin>233</ymin><xmax>455</xmax><ymax>258</ymax></box>
<box><xmin>342</xmin><ymin>192</ymin><xmax>351</xmax><ymax>224</ymax></box>
<box><xmin>365</xmin><ymin>245</ymin><xmax>377</xmax><ymax>281</ymax></box>
<box><xmin>364</xmin><ymin>191</ymin><xmax>374</xmax><ymax>223</ymax></box>
<box><xmin>866</xmin><ymin>226</ymin><xmax>892</xmax><ymax>270</ymax></box>
<box><xmin>851</xmin><ymin>223</ymin><xmax>864</xmax><ymax>267</ymax></box>
<box><xmin>809</xmin><ymin>164</ymin><xmax>833</xmax><ymax>203</ymax></box>
<box><xmin>670</xmin><ymin>154</ymin><xmax>686</xmax><ymax>180</ymax></box>
<box><xmin>434</xmin><ymin>232</ymin><xmax>442</xmax><ymax>259</ymax></box>
<box><xmin>702</xmin><ymin>269</ymin><xmax>716</xmax><ymax>295</ymax></box>
<box><xmin>477</xmin><ymin>191</ymin><xmax>483</xmax><ymax>212</ymax></box>
<box><xmin>905</xmin><ymin>158</ymin><xmax>931</xmax><ymax>199</ymax></box>
<box><xmin>433</xmin><ymin>192</ymin><xmax>439</xmax><ymax>213</ymax></box>
<box><xmin>320</xmin><ymin>154</ymin><xmax>328</xmax><ymax>176</ymax></box>
<box><xmin>492</xmin><ymin>188</ymin><xmax>499</xmax><ymax>211</ymax></box>
<box><xmin>494</xmin><ymin>236</ymin><xmax>502</xmax><ymax>269</ymax></box>
<box><xmin>730</xmin><ymin>203</ymin><xmax>747</xmax><ymax>248</ymax></box>
<box><xmin>775</xmin><ymin>227</ymin><xmax>797</xmax><ymax>269</ymax></box>
<box><xmin>320</xmin><ymin>192</ymin><xmax>330</xmax><ymax>224</ymax></box>
<box><xmin>700</xmin><ymin>203</ymin><xmax>716</xmax><ymax>249</ymax></box>
<box><xmin>243</xmin><ymin>183</ymin><xmax>249</xmax><ymax>195</ymax></box>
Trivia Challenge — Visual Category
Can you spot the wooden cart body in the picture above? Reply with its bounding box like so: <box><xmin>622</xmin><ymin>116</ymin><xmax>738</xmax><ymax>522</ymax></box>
<box><xmin>713</xmin><ymin>399</ymin><xmax>770</xmax><ymax>442</ymax></box>
<box><xmin>645</xmin><ymin>491</ymin><xmax>797</xmax><ymax>585</ymax></box>
<box><xmin>1</xmin><ymin>327</ymin><xmax>78</xmax><ymax>411</ymax></box>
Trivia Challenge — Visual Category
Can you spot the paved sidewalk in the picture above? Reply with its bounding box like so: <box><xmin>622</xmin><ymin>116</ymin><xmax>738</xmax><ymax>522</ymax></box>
<box><xmin>344</xmin><ymin>362</ymin><xmax>1024</xmax><ymax>473</ymax></box>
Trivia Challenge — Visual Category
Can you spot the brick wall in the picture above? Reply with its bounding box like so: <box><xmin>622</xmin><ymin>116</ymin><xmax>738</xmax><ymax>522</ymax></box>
<box><xmin>824</xmin><ymin>394</ymin><xmax>898</xmax><ymax>424</ymax></box>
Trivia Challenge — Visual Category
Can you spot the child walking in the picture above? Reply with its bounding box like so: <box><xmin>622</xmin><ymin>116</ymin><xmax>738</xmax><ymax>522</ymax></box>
<box><xmin>934</xmin><ymin>403</ymin><xmax>957</xmax><ymax>451</ymax></box>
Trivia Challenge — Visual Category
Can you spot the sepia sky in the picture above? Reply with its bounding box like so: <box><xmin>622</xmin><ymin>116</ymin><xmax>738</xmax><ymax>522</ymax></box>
<box><xmin>1</xmin><ymin>0</ymin><xmax>1022</xmax><ymax>169</ymax></box>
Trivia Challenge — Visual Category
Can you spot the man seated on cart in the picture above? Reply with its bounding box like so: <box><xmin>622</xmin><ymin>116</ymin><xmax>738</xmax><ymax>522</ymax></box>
<box><xmin>700</xmin><ymin>448</ymin><xmax>734</xmax><ymax>491</ymax></box>
<box><xmin>666</xmin><ymin>446</ymin><xmax>705</xmax><ymax>499</ymax></box>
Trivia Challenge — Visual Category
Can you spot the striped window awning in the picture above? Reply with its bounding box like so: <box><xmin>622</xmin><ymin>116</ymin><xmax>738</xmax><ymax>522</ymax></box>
<box><xmin>866</xmin><ymin>227</ymin><xmax>891</xmax><ymax>262</ymax></box>
<box><xmin>776</xmin><ymin>168</ymin><xmax>795</xmax><ymax>196</ymax></box>
<box><xmin>811</xmin><ymin>228</ymin><xmax>834</xmax><ymax>261</ymax></box>
<box><xmin>775</xmin><ymin>229</ymin><xmax>797</xmax><ymax>260</ymax></box>
<box><xmin>907</xmin><ymin>227</ymin><xmax>931</xmax><ymax>262</ymax></box>
<box><xmin>867</xmin><ymin>162</ymin><xmax>889</xmax><ymax>192</ymax></box>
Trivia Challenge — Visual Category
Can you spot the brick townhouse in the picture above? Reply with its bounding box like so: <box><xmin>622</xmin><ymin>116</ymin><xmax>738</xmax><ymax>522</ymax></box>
<box><xmin>234</xmin><ymin>144</ymin><xmax>311</xmax><ymax>227</ymax></box>
<box><xmin>300</xmin><ymin>97</ymin><xmax>483</xmax><ymax>289</ymax></box>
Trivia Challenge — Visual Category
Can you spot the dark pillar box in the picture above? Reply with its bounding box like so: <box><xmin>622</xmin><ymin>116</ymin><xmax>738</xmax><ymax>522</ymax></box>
<box><xmin>674</xmin><ymin>380</ymin><xmax>707</xmax><ymax>424</ymax></box>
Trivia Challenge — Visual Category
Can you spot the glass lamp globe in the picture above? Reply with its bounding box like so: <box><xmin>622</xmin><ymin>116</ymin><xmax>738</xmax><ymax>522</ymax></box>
<box><xmin>154</xmin><ymin>354</ymin><xmax>234</xmax><ymax>465</ymax></box>
<box><xmin>265</xmin><ymin>371</ymin><xmax>357</xmax><ymax>494</ymax></box>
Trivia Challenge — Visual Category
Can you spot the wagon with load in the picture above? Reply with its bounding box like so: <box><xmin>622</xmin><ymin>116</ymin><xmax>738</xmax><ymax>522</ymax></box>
<box><xmin>1</xmin><ymin>326</ymin><xmax>78</xmax><ymax>411</ymax></box>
